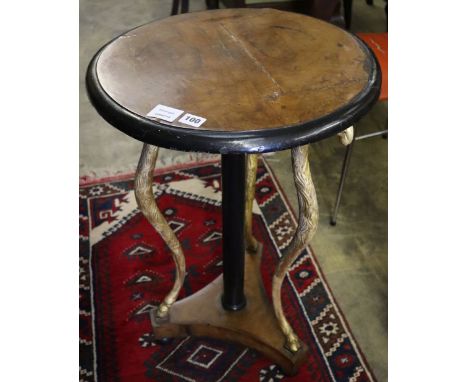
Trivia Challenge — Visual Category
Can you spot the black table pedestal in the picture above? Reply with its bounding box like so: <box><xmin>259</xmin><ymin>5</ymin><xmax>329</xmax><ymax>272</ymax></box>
<box><xmin>221</xmin><ymin>154</ymin><xmax>247</xmax><ymax>311</ymax></box>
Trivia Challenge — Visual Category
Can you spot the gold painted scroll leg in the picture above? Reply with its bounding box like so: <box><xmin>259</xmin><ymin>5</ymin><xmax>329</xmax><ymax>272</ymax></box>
<box><xmin>272</xmin><ymin>145</ymin><xmax>319</xmax><ymax>353</ymax></box>
<box><xmin>134</xmin><ymin>144</ymin><xmax>186</xmax><ymax>318</ymax></box>
<box><xmin>245</xmin><ymin>154</ymin><xmax>259</xmax><ymax>252</ymax></box>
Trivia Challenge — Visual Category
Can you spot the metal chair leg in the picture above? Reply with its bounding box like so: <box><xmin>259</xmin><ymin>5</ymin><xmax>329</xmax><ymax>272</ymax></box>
<box><xmin>171</xmin><ymin>0</ymin><xmax>179</xmax><ymax>15</ymax></box>
<box><xmin>330</xmin><ymin>140</ymin><xmax>354</xmax><ymax>226</ymax></box>
<box><xmin>181</xmin><ymin>0</ymin><xmax>189</xmax><ymax>14</ymax></box>
<box><xmin>205</xmin><ymin>0</ymin><xmax>219</xmax><ymax>9</ymax></box>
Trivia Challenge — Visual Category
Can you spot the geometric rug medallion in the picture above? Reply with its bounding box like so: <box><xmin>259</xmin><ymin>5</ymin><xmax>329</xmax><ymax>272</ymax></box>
<box><xmin>79</xmin><ymin>158</ymin><xmax>376</xmax><ymax>382</ymax></box>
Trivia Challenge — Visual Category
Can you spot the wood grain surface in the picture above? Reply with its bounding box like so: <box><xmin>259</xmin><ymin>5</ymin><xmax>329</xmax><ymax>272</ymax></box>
<box><xmin>96</xmin><ymin>8</ymin><xmax>373</xmax><ymax>132</ymax></box>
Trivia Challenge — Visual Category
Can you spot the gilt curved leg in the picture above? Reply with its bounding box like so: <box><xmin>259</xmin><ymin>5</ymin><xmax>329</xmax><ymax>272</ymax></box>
<box><xmin>272</xmin><ymin>145</ymin><xmax>319</xmax><ymax>353</ymax></box>
<box><xmin>134</xmin><ymin>144</ymin><xmax>186</xmax><ymax>318</ymax></box>
<box><xmin>245</xmin><ymin>154</ymin><xmax>259</xmax><ymax>252</ymax></box>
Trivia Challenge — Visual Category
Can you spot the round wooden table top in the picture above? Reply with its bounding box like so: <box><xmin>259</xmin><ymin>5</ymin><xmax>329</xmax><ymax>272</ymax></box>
<box><xmin>87</xmin><ymin>8</ymin><xmax>380</xmax><ymax>154</ymax></box>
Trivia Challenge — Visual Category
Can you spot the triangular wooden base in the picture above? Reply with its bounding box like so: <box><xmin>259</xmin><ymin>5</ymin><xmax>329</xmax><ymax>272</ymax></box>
<box><xmin>150</xmin><ymin>244</ymin><xmax>307</xmax><ymax>375</ymax></box>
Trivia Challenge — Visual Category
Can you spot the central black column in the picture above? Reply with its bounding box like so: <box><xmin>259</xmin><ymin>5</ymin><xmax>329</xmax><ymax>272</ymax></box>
<box><xmin>221</xmin><ymin>154</ymin><xmax>247</xmax><ymax>311</ymax></box>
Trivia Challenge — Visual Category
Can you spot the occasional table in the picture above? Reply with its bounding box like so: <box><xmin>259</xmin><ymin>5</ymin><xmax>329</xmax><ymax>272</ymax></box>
<box><xmin>86</xmin><ymin>8</ymin><xmax>380</xmax><ymax>375</ymax></box>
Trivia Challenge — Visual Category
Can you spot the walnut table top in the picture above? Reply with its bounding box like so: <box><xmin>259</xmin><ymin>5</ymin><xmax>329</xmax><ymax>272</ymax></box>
<box><xmin>87</xmin><ymin>8</ymin><xmax>380</xmax><ymax>153</ymax></box>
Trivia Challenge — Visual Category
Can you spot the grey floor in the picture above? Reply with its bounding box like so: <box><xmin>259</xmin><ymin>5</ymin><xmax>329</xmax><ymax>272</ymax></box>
<box><xmin>80</xmin><ymin>1</ymin><xmax>388</xmax><ymax>380</ymax></box>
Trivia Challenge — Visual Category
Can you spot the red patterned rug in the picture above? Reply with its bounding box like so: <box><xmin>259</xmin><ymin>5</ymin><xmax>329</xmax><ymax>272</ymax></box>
<box><xmin>79</xmin><ymin>158</ymin><xmax>375</xmax><ymax>382</ymax></box>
